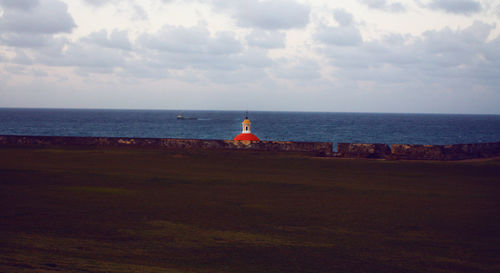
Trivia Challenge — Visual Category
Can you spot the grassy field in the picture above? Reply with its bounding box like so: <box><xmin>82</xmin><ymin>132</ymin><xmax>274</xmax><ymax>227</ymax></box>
<box><xmin>1</xmin><ymin>147</ymin><xmax>499</xmax><ymax>272</ymax></box>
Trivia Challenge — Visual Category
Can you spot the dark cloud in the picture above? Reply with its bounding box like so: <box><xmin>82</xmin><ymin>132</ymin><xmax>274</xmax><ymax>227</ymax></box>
<box><xmin>272</xmin><ymin>59</ymin><xmax>321</xmax><ymax>80</ymax></box>
<box><xmin>203</xmin><ymin>67</ymin><xmax>268</xmax><ymax>84</ymax></box>
<box><xmin>134</xmin><ymin>24</ymin><xmax>274</xmax><ymax>81</ymax></box>
<box><xmin>31</xmin><ymin>68</ymin><xmax>48</xmax><ymax>77</ymax></box>
<box><xmin>140</xmin><ymin>25</ymin><xmax>218</xmax><ymax>54</ymax></box>
<box><xmin>81</xmin><ymin>0</ymin><xmax>148</xmax><ymax>20</ymax></box>
<box><xmin>4</xmin><ymin>65</ymin><xmax>26</xmax><ymax>75</ymax></box>
<box><xmin>234</xmin><ymin>48</ymin><xmax>273</xmax><ymax>68</ymax></box>
<box><xmin>315</xmin><ymin>25</ymin><xmax>363</xmax><ymax>46</ymax></box>
<box><xmin>4</xmin><ymin>30</ymin><xmax>129</xmax><ymax>75</ymax></box>
<box><xmin>32</xmin><ymin>36</ymin><xmax>67</xmax><ymax>58</ymax></box>
<box><xmin>130</xmin><ymin>3</ymin><xmax>148</xmax><ymax>20</ymax></box>
<box><xmin>360</xmin><ymin>0</ymin><xmax>386</xmax><ymax>9</ymax></box>
<box><xmin>4</xmin><ymin>64</ymin><xmax>48</xmax><ymax>77</ymax></box>
<box><xmin>12</xmin><ymin>50</ymin><xmax>34</xmax><ymax>65</ymax></box>
<box><xmin>316</xmin><ymin>20</ymin><xmax>500</xmax><ymax>90</ymax></box>
<box><xmin>315</xmin><ymin>10</ymin><xmax>363</xmax><ymax>47</ymax></box>
<box><xmin>83</xmin><ymin>0</ymin><xmax>113</xmax><ymax>6</ymax></box>
<box><xmin>139</xmin><ymin>24</ymin><xmax>242</xmax><ymax>57</ymax></box>
<box><xmin>118</xmin><ymin>60</ymin><xmax>169</xmax><ymax>79</ymax></box>
<box><xmin>358</xmin><ymin>0</ymin><xmax>406</xmax><ymax>12</ymax></box>
<box><xmin>246</xmin><ymin>30</ymin><xmax>286</xmax><ymax>48</ymax></box>
<box><xmin>137</xmin><ymin>29</ymin><xmax>243</xmax><ymax>72</ymax></box>
<box><xmin>0</xmin><ymin>0</ymin><xmax>39</xmax><ymax>10</ymax></box>
<box><xmin>74</xmin><ymin>66</ymin><xmax>115</xmax><ymax>77</ymax></box>
<box><xmin>0</xmin><ymin>0</ymin><xmax>75</xmax><ymax>51</ymax></box>
<box><xmin>0</xmin><ymin>33</ymin><xmax>55</xmax><ymax>48</ymax></box>
<box><xmin>208</xmin><ymin>32</ymin><xmax>244</xmax><ymax>55</ymax></box>
<box><xmin>83</xmin><ymin>0</ymin><xmax>149</xmax><ymax>20</ymax></box>
<box><xmin>429</xmin><ymin>0</ymin><xmax>481</xmax><ymax>14</ymax></box>
<box><xmin>213</xmin><ymin>0</ymin><xmax>310</xmax><ymax>30</ymax></box>
<box><xmin>333</xmin><ymin>9</ymin><xmax>354</xmax><ymax>26</ymax></box>
<box><xmin>0</xmin><ymin>0</ymin><xmax>76</xmax><ymax>35</ymax></box>
<box><xmin>36</xmin><ymin>42</ymin><xmax>128</xmax><ymax>75</ymax></box>
<box><xmin>82</xmin><ymin>29</ymin><xmax>132</xmax><ymax>51</ymax></box>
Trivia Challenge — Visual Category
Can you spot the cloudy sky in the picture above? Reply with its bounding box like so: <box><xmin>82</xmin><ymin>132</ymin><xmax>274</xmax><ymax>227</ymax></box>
<box><xmin>1</xmin><ymin>0</ymin><xmax>499</xmax><ymax>114</ymax></box>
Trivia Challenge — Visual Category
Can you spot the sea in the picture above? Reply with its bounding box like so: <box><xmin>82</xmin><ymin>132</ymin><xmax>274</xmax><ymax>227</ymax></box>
<box><xmin>1</xmin><ymin>108</ymin><xmax>500</xmax><ymax>148</ymax></box>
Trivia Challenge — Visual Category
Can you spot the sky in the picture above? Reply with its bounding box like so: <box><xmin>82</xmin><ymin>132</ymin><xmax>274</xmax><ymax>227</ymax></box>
<box><xmin>1</xmin><ymin>0</ymin><xmax>500</xmax><ymax>114</ymax></box>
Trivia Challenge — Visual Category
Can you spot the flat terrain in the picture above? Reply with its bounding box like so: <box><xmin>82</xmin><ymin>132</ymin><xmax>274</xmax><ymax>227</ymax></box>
<box><xmin>1</xmin><ymin>147</ymin><xmax>499</xmax><ymax>272</ymax></box>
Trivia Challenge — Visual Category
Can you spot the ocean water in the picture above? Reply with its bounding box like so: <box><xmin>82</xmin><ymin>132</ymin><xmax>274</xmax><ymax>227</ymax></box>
<box><xmin>1</xmin><ymin>108</ymin><xmax>500</xmax><ymax>146</ymax></box>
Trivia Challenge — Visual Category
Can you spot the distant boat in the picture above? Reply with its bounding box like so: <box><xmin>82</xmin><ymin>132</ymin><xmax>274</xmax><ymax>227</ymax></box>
<box><xmin>177</xmin><ymin>114</ymin><xmax>197</xmax><ymax>120</ymax></box>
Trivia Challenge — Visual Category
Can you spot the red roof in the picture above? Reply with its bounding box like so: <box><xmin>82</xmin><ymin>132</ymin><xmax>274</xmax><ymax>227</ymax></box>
<box><xmin>233</xmin><ymin>133</ymin><xmax>260</xmax><ymax>141</ymax></box>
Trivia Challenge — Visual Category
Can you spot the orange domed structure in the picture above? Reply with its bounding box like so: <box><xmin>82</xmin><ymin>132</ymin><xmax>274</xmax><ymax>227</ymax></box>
<box><xmin>234</xmin><ymin>132</ymin><xmax>260</xmax><ymax>141</ymax></box>
<box><xmin>233</xmin><ymin>115</ymin><xmax>260</xmax><ymax>141</ymax></box>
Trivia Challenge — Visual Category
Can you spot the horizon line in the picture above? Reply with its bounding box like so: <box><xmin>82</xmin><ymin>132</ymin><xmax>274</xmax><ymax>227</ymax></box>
<box><xmin>0</xmin><ymin>106</ymin><xmax>499</xmax><ymax>116</ymax></box>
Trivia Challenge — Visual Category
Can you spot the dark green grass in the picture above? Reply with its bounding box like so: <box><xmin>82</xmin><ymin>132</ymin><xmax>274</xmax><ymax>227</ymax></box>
<box><xmin>1</xmin><ymin>147</ymin><xmax>500</xmax><ymax>272</ymax></box>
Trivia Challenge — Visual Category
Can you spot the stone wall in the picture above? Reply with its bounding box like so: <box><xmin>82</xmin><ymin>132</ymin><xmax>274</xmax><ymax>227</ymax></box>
<box><xmin>391</xmin><ymin>142</ymin><xmax>500</xmax><ymax>160</ymax></box>
<box><xmin>0</xmin><ymin>135</ymin><xmax>333</xmax><ymax>156</ymax></box>
<box><xmin>1</xmin><ymin>135</ymin><xmax>499</xmax><ymax>160</ymax></box>
<box><xmin>336</xmin><ymin>142</ymin><xmax>500</xmax><ymax>160</ymax></box>
<box><xmin>336</xmin><ymin>143</ymin><xmax>391</xmax><ymax>159</ymax></box>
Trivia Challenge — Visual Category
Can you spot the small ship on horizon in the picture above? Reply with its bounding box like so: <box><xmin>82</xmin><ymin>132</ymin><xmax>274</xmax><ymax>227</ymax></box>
<box><xmin>176</xmin><ymin>114</ymin><xmax>197</xmax><ymax>120</ymax></box>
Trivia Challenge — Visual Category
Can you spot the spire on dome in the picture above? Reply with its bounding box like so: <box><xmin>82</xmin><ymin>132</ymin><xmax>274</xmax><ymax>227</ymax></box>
<box><xmin>233</xmin><ymin>112</ymin><xmax>260</xmax><ymax>141</ymax></box>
